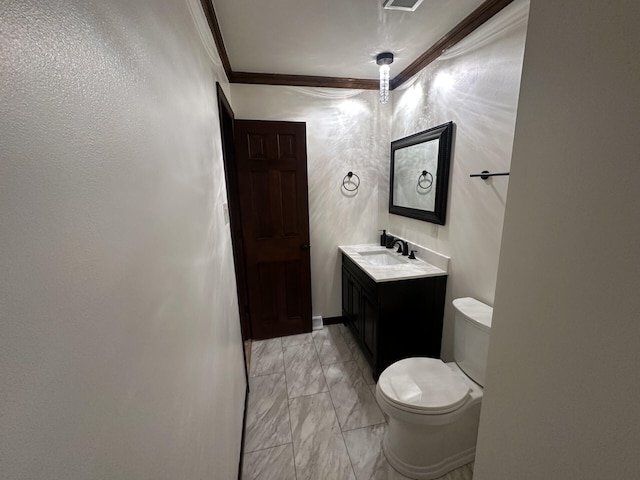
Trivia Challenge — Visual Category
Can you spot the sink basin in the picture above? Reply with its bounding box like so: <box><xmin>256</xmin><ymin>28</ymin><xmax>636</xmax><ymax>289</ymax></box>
<box><xmin>358</xmin><ymin>250</ymin><xmax>407</xmax><ymax>266</ymax></box>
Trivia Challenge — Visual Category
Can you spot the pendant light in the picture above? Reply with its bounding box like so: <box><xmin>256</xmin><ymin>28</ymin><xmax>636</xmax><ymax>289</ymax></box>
<box><xmin>376</xmin><ymin>52</ymin><xmax>394</xmax><ymax>104</ymax></box>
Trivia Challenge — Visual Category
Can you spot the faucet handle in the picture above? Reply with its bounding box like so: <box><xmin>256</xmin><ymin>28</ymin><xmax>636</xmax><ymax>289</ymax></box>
<box><xmin>396</xmin><ymin>244</ymin><xmax>403</xmax><ymax>253</ymax></box>
<box><xmin>408</xmin><ymin>250</ymin><xmax>417</xmax><ymax>259</ymax></box>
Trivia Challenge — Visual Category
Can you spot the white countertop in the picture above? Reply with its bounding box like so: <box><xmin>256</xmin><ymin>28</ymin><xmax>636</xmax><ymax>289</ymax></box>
<box><xmin>339</xmin><ymin>244</ymin><xmax>448</xmax><ymax>283</ymax></box>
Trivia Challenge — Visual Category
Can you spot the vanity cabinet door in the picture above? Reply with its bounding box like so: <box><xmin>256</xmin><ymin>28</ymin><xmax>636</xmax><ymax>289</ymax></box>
<box><xmin>342</xmin><ymin>266</ymin><xmax>362</xmax><ymax>336</ymax></box>
<box><xmin>341</xmin><ymin>266</ymin><xmax>351</xmax><ymax>316</ymax></box>
<box><xmin>341</xmin><ymin>252</ymin><xmax>446</xmax><ymax>381</ymax></box>
<box><xmin>361</xmin><ymin>289</ymin><xmax>377</xmax><ymax>361</ymax></box>
<box><xmin>351</xmin><ymin>280</ymin><xmax>362</xmax><ymax>337</ymax></box>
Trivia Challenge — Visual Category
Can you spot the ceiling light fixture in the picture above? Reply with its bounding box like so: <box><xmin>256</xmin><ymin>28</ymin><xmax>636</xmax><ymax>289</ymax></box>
<box><xmin>376</xmin><ymin>52</ymin><xmax>394</xmax><ymax>104</ymax></box>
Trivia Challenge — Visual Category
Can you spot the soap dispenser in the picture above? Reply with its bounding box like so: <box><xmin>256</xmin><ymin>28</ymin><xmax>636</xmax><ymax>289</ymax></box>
<box><xmin>379</xmin><ymin>229</ymin><xmax>387</xmax><ymax>247</ymax></box>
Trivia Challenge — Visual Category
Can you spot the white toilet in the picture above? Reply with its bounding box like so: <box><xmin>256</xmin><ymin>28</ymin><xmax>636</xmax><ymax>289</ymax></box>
<box><xmin>375</xmin><ymin>297</ymin><xmax>493</xmax><ymax>480</ymax></box>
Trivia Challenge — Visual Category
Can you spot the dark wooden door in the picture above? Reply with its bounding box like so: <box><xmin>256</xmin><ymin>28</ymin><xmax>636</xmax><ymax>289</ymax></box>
<box><xmin>233</xmin><ymin>120</ymin><xmax>312</xmax><ymax>339</ymax></box>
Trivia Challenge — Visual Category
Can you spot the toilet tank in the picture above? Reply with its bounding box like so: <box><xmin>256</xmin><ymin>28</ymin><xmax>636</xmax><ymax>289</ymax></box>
<box><xmin>452</xmin><ymin>297</ymin><xmax>493</xmax><ymax>387</ymax></box>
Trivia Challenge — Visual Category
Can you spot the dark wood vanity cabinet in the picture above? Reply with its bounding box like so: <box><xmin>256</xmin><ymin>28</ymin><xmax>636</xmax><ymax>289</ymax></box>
<box><xmin>341</xmin><ymin>253</ymin><xmax>447</xmax><ymax>380</ymax></box>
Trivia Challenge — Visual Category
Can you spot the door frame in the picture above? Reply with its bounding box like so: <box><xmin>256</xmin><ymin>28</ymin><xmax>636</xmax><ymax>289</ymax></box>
<box><xmin>216</xmin><ymin>82</ymin><xmax>251</xmax><ymax>342</ymax></box>
<box><xmin>216</xmin><ymin>83</ymin><xmax>251</xmax><ymax>480</ymax></box>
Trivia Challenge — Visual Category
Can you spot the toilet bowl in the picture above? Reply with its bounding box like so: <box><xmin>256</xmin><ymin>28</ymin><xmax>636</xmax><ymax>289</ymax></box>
<box><xmin>376</xmin><ymin>297</ymin><xmax>492</xmax><ymax>480</ymax></box>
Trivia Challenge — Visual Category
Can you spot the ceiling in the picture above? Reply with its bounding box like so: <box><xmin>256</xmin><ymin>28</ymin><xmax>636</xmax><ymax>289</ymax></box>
<box><xmin>211</xmin><ymin>0</ymin><xmax>490</xmax><ymax>83</ymax></box>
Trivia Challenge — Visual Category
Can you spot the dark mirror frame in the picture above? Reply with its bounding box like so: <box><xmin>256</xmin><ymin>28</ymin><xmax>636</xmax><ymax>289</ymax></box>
<box><xmin>389</xmin><ymin>121</ymin><xmax>454</xmax><ymax>225</ymax></box>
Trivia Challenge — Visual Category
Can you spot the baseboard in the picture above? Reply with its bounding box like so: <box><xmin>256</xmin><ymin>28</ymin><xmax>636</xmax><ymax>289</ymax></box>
<box><xmin>237</xmin><ymin>381</ymin><xmax>250</xmax><ymax>480</ymax></box>
<box><xmin>323</xmin><ymin>316</ymin><xmax>346</xmax><ymax>325</ymax></box>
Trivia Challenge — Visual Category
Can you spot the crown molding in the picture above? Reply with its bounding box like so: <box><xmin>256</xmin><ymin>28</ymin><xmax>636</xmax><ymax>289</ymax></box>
<box><xmin>200</xmin><ymin>0</ymin><xmax>515</xmax><ymax>91</ymax></box>
<box><xmin>230</xmin><ymin>71</ymin><xmax>378</xmax><ymax>90</ymax></box>
<box><xmin>199</xmin><ymin>0</ymin><xmax>232</xmax><ymax>78</ymax></box>
<box><xmin>391</xmin><ymin>0</ymin><xmax>515</xmax><ymax>89</ymax></box>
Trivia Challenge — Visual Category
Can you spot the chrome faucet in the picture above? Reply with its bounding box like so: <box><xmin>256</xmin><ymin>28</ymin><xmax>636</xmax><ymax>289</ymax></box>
<box><xmin>392</xmin><ymin>239</ymin><xmax>409</xmax><ymax>256</ymax></box>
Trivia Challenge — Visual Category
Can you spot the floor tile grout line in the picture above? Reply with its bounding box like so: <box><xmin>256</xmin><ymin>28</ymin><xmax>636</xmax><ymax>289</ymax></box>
<box><xmin>322</xmin><ymin>371</ymin><xmax>358</xmax><ymax>479</ymax></box>
<box><xmin>322</xmin><ymin>360</ymin><xmax>359</xmax><ymax>480</ymax></box>
<box><xmin>281</xmin><ymin>336</ymin><xmax>314</xmax><ymax>350</ymax></box>
<box><xmin>284</xmin><ymin>341</ymin><xmax>329</xmax><ymax>400</ymax></box>
<box><xmin>282</xmin><ymin>332</ymin><xmax>345</xmax><ymax>478</ymax></box>
<box><xmin>287</xmin><ymin>389</ymin><xmax>329</xmax><ymax>402</ymax></box>
<box><xmin>251</xmin><ymin>328</ymin><xmax>364</xmax><ymax>479</ymax></box>
<box><xmin>281</xmin><ymin>346</ymin><xmax>299</xmax><ymax>480</ymax></box>
<box><xmin>311</xmin><ymin>328</ymin><xmax>358</xmax><ymax>478</ymax></box>
<box><xmin>243</xmin><ymin>441</ymin><xmax>294</xmax><ymax>456</ymax></box>
<box><xmin>338</xmin><ymin>423</ymin><xmax>383</xmax><ymax>435</ymax></box>
<box><xmin>321</xmin><ymin>362</ymin><xmax>345</xmax><ymax>430</ymax></box>
<box><xmin>314</xmin><ymin>325</ymin><xmax>355</xmax><ymax>366</ymax></box>
<box><xmin>245</xmin><ymin>338</ymin><xmax>295</xmax><ymax>478</ymax></box>
<box><xmin>341</xmin><ymin>429</ymin><xmax>360</xmax><ymax>480</ymax></box>
<box><xmin>336</xmin><ymin>323</ymin><xmax>373</xmax><ymax>385</ymax></box>
<box><xmin>323</xmin><ymin>360</ymin><xmax>385</xmax><ymax>434</ymax></box>
<box><xmin>249</xmin><ymin>338</ymin><xmax>285</xmax><ymax>378</ymax></box>
<box><xmin>310</xmin><ymin>332</ymin><xmax>329</xmax><ymax>390</ymax></box>
<box><xmin>272</xmin><ymin>331</ymin><xmax>474</xmax><ymax>480</ymax></box>
<box><xmin>319</xmin><ymin>358</ymin><xmax>353</xmax><ymax>367</ymax></box>
<box><xmin>291</xmin><ymin>328</ymin><xmax>357</xmax><ymax>478</ymax></box>
<box><xmin>248</xmin><ymin>369</ymin><xmax>286</xmax><ymax>379</ymax></box>
<box><xmin>340</xmin><ymin>419</ymin><xmax>386</xmax><ymax>434</ymax></box>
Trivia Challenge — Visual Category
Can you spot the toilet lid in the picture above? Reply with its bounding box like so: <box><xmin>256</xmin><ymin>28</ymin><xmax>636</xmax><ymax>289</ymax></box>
<box><xmin>378</xmin><ymin>358</ymin><xmax>470</xmax><ymax>414</ymax></box>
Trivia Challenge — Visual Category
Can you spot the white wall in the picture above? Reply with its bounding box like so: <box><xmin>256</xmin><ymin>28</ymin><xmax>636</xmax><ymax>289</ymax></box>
<box><xmin>474</xmin><ymin>0</ymin><xmax>640</xmax><ymax>478</ymax></box>
<box><xmin>0</xmin><ymin>1</ymin><xmax>246</xmax><ymax>478</ymax></box>
<box><xmin>383</xmin><ymin>0</ymin><xmax>528</xmax><ymax>359</ymax></box>
<box><xmin>231</xmin><ymin>85</ymin><xmax>387</xmax><ymax>318</ymax></box>
<box><xmin>230</xmin><ymin>1</ymin><xmax>528</xmax><ymax>336</ymax></box>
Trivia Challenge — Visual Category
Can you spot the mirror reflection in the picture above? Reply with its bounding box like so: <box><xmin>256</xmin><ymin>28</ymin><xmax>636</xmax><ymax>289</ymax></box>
<box><xmin>392</xmin><ymin>140</ymin><xmax>439</xmax><ymax>211</ymax></box>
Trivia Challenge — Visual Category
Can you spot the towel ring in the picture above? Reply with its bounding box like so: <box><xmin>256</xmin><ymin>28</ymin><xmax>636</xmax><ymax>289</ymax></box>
<box><xmin>417</xmin><ymin>170</ymin><xmax>433</xmax><ymax>190</ymax></box>
<box><xmin>342</xmin><ymin>171</ymin><xmax>360</xmax><ymax>192</ymax></box>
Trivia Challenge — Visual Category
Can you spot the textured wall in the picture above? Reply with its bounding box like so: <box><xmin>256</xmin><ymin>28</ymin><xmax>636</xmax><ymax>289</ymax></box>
<box><xmin>474</xmin><ymin>0</ymin><xmax>640</xmax><ymax>478</ymax></box>
<box><xmin>383</xmin><ymin>0</ymin><xmax>528</xmax><ymax>359</ymax></box>
<box><xmin>230</xmin><ymin>1</ymin><xmax>528</xmax><ymax>330</ymax></box>
<box><xmin>231</xmin><ymin>85</ymin><xmax>387</xmax><ymax>318</ymax></box>
<box><xmin>0</xmin><ymin>1</ymin><xmax>246</xmax><ymax>478</ymax></box>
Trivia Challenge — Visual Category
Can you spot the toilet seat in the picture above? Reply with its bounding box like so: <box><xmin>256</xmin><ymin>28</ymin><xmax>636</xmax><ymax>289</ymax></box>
<box><xmin>378</xmin><ymin>358</ymin><xmax>470</xmax><ymax>415</ymax></box>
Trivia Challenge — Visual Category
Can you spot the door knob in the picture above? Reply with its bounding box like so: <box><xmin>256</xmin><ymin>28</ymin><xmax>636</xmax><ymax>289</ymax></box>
<box><xmin>301</xmin><ymin>244</ymin><xmax>311</xmax><ymax>250</ymax></box>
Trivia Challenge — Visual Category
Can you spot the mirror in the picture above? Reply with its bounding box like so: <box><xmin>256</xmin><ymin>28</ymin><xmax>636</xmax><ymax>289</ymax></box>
<box><xmin>389</xmin><ymin>121</ymin><xmax>453</xmax><ymax>225</ymax></box>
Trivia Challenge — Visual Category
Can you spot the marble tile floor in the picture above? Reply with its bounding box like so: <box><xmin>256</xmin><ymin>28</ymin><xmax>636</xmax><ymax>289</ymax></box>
<box><xmin>242</xmin><ymin>324</ymin><xmax>474</xmax><ymax>480</ymax></box>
